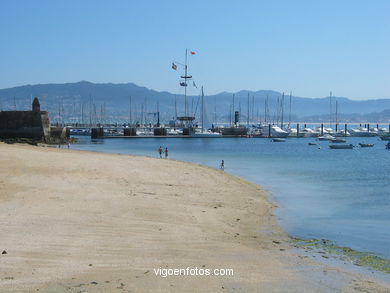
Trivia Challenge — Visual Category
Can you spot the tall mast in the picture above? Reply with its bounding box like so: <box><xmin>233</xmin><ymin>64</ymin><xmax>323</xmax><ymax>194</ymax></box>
<box><xmin>289</xmin><ymin>91</ymin><xmax>292</xmax><ymax>127</ymax></box>
<box><xmin>247</xmin><ymin>92</ymin><xmax>250</xmax><ymax>127</ymax></box>
<box><xmin>89</xmin><ymin>95</ymin><xmax>92</xmax><ymax>126</ymax></box>
<box><xmin>201</xmin><ymin>86</ymin><xmax>204</xmax><ymax>131</ymax></box>
<box><xmin>101</xmin><ymin>103</ymin><xmax>103</xmax><ymax>123</ymax></box>
<box><xmin>73</xmin><ymin>97</ymin><xmax>76</xmax><ymax>120</ymax></box>
<box><xmin>141</xmin><ymin>103</ymin><xmax>144</xmax><ymax>126</ymax></box>
<box><xmin>144</xmin><ymin>97</ymin><xmax>147</xmax><ymax>118</ymax></box>
<box><xmin>92</xmin><ymin>100</ymin><xmax>95</xmax><ymax>126</ymax></box>
<box><xmin>229</xmin><ymin>104</ymin><xmax>232</xmax><ymax>126</ymax></box>
<box><xmin>184</xmin><ymin>49</ymin><xmax>188</xmax><ymax>116</ymax></box>
<box><xmin>81</xmin><ymin>102</ymin><xmax>84</xmax><ymax>125</ymax></box>
<box><xmin>157</xmin><ymin>101</ymin><xmax>160</xmax><ymax>127</ymax></box>
<box><xmin>58</xmin><ymin>99</ymin><xmax>61</xmax><ymax>124</ymax></box>
<box><xmin>335</xmin><ymin>99</ymin><xmax>338</xmax><ymax>129</ymax></box>
<box><xmin>104</xmin><ymin>103</ymin><xmax>106</xmax><ymax>123</ymax></box>
<box><xmin>232</xmin><ymin>94</ymin><xmax>235</xmax><ymax>126</ymax></box>
<box><xmin>214</xmin><ymin>96</ymin><xmax>217</xmax><ymax>125</ymax></box>
<box><xmin>329</xmin><ymin>91</ymin><xmax>332</xmax><ymax>128</ymax></box>
<box><xmin>281</xmin><ymin>92</ymin><xmax>284</xmax><ymax>129</ymax></box>
<box><xmin>251</xmin><ymin>95</ymin><xmax>254</xmax><ymax>124</ymax></box>
<box><xmin>129</xmin><ymin>96</ymin><xmax>132</xmax><ymax>125</ymax></box>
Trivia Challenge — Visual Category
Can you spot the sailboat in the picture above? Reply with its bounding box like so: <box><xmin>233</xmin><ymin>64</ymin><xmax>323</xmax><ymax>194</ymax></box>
<box><xmin>191</xmin><ymin>86</ymin><xmax>222</xmax><ymax>138</ymax></box>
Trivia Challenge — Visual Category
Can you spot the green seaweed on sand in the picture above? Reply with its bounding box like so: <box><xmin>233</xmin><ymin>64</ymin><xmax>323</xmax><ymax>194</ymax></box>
<box><xmin>290</xmin><ymin>237</ymin><xmax>390</xmax><ymax>274</ymax></box>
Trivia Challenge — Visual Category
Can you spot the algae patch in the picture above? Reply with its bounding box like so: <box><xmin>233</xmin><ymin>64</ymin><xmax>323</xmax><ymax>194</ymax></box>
<box><xmin>290</xmin><ymin>237</ymin><xmax>390</xmax><ymax>274</ymax></box>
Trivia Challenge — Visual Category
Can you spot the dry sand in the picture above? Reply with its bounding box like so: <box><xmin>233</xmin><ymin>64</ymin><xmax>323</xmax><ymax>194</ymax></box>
<box><xmin>0</xmin><ymin>142</ymin><xmax>389</xmax><ymax>292</ymax></box>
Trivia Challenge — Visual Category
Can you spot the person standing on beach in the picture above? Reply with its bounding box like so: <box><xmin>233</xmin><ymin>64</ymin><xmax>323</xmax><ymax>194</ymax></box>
<box><xmin>164</xmin><ymin>147</ymin><xmax>168</xmax><ymax>159</ymax></box>
<box><xmin>158</xmin><ymin>146</ymin><xmax>163</xmax><ymax>158</ymax></box>
<box><xmin>220</xmin><ymin>160</ymin><xmax>224</xmax><ymax>171</ymax></box>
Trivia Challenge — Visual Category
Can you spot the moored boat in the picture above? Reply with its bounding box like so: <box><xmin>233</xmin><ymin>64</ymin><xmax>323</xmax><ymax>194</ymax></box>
<box><xmin>301</xmin><ymin>127</ymin><xmax>319</xmax><ymax>137</ymax></box>
<box><xmin>330</xmin><ymin>138</ymin><xmax>346</xmax><ymax>143</ymax></box>
<box><xmin>264</xmin><ymin>125</ymin><xmax>289</xmax><ymax>138</ymax></box>
<box><xmin>349</xmin><ymin>127</ymin><xmax>377</xmax><ymax>137</ymax></box>
<box><xmin>191</xmin><ymin>87</ymin><xmax>223</xmax><ymax>138</ymax></box>
<box><xmin>379</xmin><ymin>134</ymin><xmax>390</xmax><ymax>141</ymax></box>
<box><xmin>191</xmin><ymin>130</ymin><xmax>222</xmax><ymax>138</ymax></box>
<box><xmin>329</xmin><ymin>144</ymin><xmax>353</xmax><ymax>149</ymax></box>
<box><xmin>358</xmin><ymin>143</ymin><xmax>374</xmax><ymax>148</ymax></box>
<box><xmin>317</xmin><ymin>134</ymin><xmax>335</xmax><ymax>141</ymax></box>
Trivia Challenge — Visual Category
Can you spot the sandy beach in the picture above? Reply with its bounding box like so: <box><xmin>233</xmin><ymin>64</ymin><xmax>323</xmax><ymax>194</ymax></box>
<box><xmin>0</xmin><ymin>142</ymin><xmax>389</xmax><ymax>292</ymax></box>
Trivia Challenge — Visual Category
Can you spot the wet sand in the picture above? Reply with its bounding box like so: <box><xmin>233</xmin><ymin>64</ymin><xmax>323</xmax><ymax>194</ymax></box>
<box><xmin>0</xmin><ymin>142</ymin><xmax>389</xmax><ymax>292</ymax></box>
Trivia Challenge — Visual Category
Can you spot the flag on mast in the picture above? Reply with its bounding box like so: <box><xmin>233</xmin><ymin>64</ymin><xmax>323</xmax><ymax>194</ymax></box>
<box><xmin>190</xmin><ymin>51</ymin><xmax>196</xmax><ymax>55</ymax></box>
<box><xmin>171</xmin><ymin>63</ymin><xmax>177</xmax><ymax>70</ymax></box>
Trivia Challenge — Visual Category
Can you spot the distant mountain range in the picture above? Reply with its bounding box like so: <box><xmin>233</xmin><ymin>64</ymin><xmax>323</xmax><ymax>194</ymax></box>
<box><xmin>0</xmin><ymin>81</ymin><xmax>389</xmax><ymax>124</ymax></box>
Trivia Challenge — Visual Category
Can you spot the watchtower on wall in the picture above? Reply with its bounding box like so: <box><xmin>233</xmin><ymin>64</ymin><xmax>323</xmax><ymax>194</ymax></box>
<box><xmin>32</xmin><ymin>97</ymin><xmax>40</xmax><ymax>112</ymax></box>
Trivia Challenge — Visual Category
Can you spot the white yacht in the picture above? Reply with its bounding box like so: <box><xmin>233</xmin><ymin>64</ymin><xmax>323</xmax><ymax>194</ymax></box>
<box><xmin>167</xmin><ymin>128</ymin><xmax>183</xmax><ymax>136</ymax></box>
<box><xmin>301</xmin><ymin>127</ymin><xmax>318</xmax><ymax>137</ymax></box>
<box><xmin>261</xmin><ymin>125</ymin><xmax>289</xmax><ymax>138</ymax></box>
<box><xmin>191</xmin><ymin>129</ymin><xmax>222</xmax><ymax>138</ymax></box>
<box><xmin>349</xmin><ymin>127</ymin><xmax>376</xmax><ymax>137</ymax></box>
<box><xmin>287</xmin><ymin>128</ymin><xmax>305</xmax><ymax>137</ymax></box>
<box><xmin>334</xmin><ymin>129</ymin><xmax>350</xmax><ymax>137</ymax></box>
<box><xmin>272</xmin><ymin>126</ymin><xmax>289</xmax><ymax>138</ymax></box>
<box><xmin>317</xmin><ymin>133</ymin><xmax>335</xmax><ymax>141</ymax></box>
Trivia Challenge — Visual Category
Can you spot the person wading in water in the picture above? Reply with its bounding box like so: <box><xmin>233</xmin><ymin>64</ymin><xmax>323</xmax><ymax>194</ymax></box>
<box><xmin>220</xmin><ymin>160</ymin><xmax>224</xmax><ymax>171</ymax></box>
<box><xmin>158</xmin><ymin>146</ymin><xmax>163</xmax><ymax>158</ymax></box>
<box><xmin>164</xmin><ymin>147</ymin><xmax>169</xmax><ymax>159</ymax></box>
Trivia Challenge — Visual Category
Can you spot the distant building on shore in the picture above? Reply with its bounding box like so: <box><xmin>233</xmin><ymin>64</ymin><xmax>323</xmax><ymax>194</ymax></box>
<box><xmin>0</xmin><ymin>97</ymin><xmax>51</xmax><ymax>141</ymax></box>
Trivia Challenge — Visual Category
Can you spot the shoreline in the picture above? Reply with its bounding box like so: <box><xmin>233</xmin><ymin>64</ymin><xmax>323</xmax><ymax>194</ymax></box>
<box><xmin>0</xmin><ymin>142</ymin><xmax>389</xmax><ymax>292</ymax></box>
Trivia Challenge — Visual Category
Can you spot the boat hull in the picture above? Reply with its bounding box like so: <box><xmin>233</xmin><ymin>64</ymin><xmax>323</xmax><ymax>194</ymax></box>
<box><xmin>329</xmin><ymin>144</ymin><xmax>353</xmax><ymax>149</ymax></box>
<box><xmin>191</xmin><ymin>133</ymin><xmax>222</xmax><ymax>138</ymax></box>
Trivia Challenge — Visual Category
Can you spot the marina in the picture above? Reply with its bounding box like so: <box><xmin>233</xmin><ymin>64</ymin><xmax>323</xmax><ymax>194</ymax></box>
<box><xmin>67</xmin><ymin>122</ymin><xmax>390</xmax><ymax>140</ymax></box>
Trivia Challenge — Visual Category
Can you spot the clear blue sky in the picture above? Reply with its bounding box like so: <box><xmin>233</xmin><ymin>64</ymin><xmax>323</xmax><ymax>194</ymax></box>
<box><xmin>0</xmin><ymin>0</ymin><xmax>389</xmax><ymax>99</ymax></box>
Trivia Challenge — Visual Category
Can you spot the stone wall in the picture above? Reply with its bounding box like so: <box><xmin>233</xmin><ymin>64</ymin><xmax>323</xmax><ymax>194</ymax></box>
<box><xmin>0</xmin><ymin>97</ymin><xmax>51</xmax><ymax>141</ymax></box>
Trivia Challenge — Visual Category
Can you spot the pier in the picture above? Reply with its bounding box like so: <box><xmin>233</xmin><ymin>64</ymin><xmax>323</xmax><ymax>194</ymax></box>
<box><xmin>63</xmin><ymin>122</ymin><xmax>390</xmax><ymax>139</ymax></box>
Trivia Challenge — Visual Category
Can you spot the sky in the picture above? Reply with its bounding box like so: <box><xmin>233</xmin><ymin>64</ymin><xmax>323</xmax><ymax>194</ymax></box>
<box><xmin>0</xmin><ymin>0</ymin><xmax>389</xmax><ymax>100</ymax></box>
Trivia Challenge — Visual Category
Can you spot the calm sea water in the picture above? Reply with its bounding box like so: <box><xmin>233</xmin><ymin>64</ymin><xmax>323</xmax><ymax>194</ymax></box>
<box><xmin>72</xmin><ymin>135</ymin><xmax>390</xmax><ymax>259</ymax></box>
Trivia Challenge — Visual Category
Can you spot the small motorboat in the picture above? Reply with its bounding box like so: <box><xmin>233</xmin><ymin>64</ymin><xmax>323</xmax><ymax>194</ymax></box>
<box><xmin>271</xmin><ymin>138</ymin><xmax>286</xmax><ymax>142</ymax></box>
<box><xmin>330</xmin><ymin>138</ymin><xmax>346</xmax><ymax>143</ymax></box>
<box><xmin>358</xmin><ymin>143</ymin><xmax>374</xmax><ymax>148</ymax></box>
<box><xmin>329</xmin><ymin>144</ymin><xmax>354</xmax><ymax>149</ymax></box>
<box><xmin>308</xmin><ymin>142</ymin><xmax>318</xmax><ymax>146</ymax></box>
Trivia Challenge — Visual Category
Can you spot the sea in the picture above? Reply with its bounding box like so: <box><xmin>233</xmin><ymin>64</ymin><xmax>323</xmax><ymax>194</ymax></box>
<box><xmin>71</xmin><ymin>135</ymin><xmax>390</xmax><ymax>261</ymax></box>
